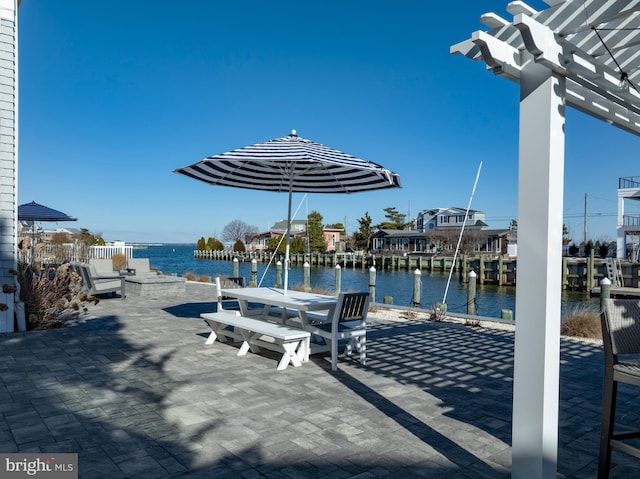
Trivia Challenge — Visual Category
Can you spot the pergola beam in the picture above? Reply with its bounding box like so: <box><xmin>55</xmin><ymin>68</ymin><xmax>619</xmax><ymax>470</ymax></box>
<box><xmin>452</xmin><ymin>12</ymin><xmax>640</xmax><ymax>136</ymax></box>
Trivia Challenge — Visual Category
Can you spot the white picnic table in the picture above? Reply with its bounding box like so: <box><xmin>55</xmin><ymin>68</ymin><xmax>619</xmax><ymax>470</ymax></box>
<box><xmin>220</xmin><ymin>287</ymin><xmax>338</xmax><ymax>329</ymax></box>
<box><xmin>201</xmin><ymin>287</ymin><xmax>338</xmax><ymax>370</ymax></box>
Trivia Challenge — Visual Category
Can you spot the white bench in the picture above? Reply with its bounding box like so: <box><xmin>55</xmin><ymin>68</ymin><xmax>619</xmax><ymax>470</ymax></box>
<box><xmin>201</xmin><ymin>312</ymin><xmax>311</xmax><ymax>371</ymax></box>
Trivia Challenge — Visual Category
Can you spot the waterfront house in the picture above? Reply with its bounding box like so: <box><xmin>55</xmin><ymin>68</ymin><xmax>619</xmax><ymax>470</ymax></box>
<box><xmin>323</xmin><ymin>228</ymin><xmax>342</xmax><ymax>252</ymax></box>
<box><xmin>371</xmin><ymin>228</ymin><xmax>516</xmax><ymax>255</ymax></box>
<box><xmin>616</xmin><ymin>175</ymin><xmax>640</xmax><ymax>259</ymax></box>
<box><xmin>415</xmin><ymin>207</ymin><xmax>488</xmax><ymax>232</ymax></box>
<box><xmin>245</xmin><ymin>220</ymin><xmax>342</xmax><ymax>253</ymax></box>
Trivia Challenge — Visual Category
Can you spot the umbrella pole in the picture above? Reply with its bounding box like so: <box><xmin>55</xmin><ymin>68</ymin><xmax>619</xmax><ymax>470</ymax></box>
<box><xmin>284</xmin><ymin>187</ymin><xmax>292</xmax><ymax>295</ymax></box>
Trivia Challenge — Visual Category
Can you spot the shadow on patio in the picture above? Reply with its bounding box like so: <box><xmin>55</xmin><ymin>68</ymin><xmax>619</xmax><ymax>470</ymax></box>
<box><xmin>1</xmin><ymin>284</ymin><xmax>638</xmax><ymax>478</ymax></box>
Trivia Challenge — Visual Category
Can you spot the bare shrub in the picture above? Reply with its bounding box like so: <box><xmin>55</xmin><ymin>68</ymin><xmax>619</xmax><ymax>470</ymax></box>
<box><xmin>400</xmin><ymin>310</ymin><xmax>419</xmax><ymax>320</ymax></box>
<box><xmin>16</xmin><ymin>262</ymin><xmax>91</xmax><ymax>330</ymax></box>
<box><xmin>368</xmin><ymin>304</ymin><xmax>381</xmax><ymax>313</ymax></box>
<box><xmin>465</xmin><ymin>317</ymin><xmax>482</xmax><ymax>328</ymax></box>
<box><xmin>111</xmin><ymin>253</ymin><xmax>127</xmax><ymax>270</ymax></box>
<box><xmin>561</xmin><ymin>304</ymin><xmax>602</xmax><ymax>339</ymax></box>
<box><xmin>198</xmin><ymin>275</ymin><xmax>211</xmax><ymax>283</ymax></box>
<box><xmin>184</xmin><ymin>272</ymin><xmax>197</xmax><ymax>281</ymax></box>
<box><xmin>429</xmin><ymin>303</ymin><xmax>447</xmax><ymax>322</ymax></box>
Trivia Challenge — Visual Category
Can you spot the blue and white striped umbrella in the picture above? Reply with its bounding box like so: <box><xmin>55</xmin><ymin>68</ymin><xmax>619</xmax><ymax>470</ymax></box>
<box><xmin>174</xmin><ymin>130</ymin><xmax>401</xmax><ymax>193</ymax></box>
<box><xmin>174</xmin><ymin>130</ymin><xmax>401</xmax><ymax>292</ymax></box>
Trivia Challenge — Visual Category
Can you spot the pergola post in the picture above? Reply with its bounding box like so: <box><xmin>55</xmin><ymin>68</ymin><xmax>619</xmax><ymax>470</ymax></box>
<box><xmin>512</xmin><ymin>57</ymin><xmax>565</xmax><ymax>478</ymax></box>
<box><xmin>453</xmin><ymin>2</ymin><xmax>640</xmax><ymax>477</ymax></box>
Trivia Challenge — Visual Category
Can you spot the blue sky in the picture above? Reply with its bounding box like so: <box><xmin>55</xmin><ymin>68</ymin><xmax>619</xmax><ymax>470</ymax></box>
<box><xmin>17</xmin><ymin>1</ymin><xmax>639</xmax><ymax>244</ymax></box>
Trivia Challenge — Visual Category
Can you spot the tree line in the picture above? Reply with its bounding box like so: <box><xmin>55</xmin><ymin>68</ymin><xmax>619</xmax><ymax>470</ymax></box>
<box><xmin>195</xmin><ymin>207</ymin><xmax>414</xmax><ymax>254</ymax></box>
<box><xmin>195</xmin><ymin>207</ymin><xmax>612</xmax><ymax>256</ymax></box>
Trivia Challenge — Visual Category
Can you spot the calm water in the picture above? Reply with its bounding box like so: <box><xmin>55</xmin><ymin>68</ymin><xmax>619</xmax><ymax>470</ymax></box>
<box><xmin>135</xmin><ymin>244</ymin><xmax>597</xmax><ymax>320</ymax></box>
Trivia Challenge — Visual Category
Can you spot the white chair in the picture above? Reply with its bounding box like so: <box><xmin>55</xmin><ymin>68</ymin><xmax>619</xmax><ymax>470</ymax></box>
<box><xmin>305</xmin><ymin>292</ymin><xmax>370</xmax><ymax>371</ymax></box>
<box><xmin>215</xmin><ymin>276</ymin><xmax>242</xmax><ymax>314</ymax></box>
<box><xmin>214</xmin><ymin>276</ymin><xmax>264</xmax><ymax>316</ymax></box>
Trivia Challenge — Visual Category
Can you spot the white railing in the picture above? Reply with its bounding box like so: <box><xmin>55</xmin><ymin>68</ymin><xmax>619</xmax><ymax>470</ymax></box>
<box><xmin>88</xmin><ymin>245</ymin><xmax>133</xmax><ymax>259</ymax></box>
<box><xmin>19</xmin><ymin>243</ymin><xmax>86</xmax><ymax>265</ymax></box>
<box><xmin>17</xmin><ymin>244</ymin><xmax>133</xmax><ymax>266</ymax></box>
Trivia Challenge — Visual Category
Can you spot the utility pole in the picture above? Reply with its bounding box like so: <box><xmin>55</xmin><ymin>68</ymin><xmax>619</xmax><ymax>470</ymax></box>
<box><xmin>583</xmin><ymin>193</ymin><xmax>588</xmax><ymax>244</ymax></box>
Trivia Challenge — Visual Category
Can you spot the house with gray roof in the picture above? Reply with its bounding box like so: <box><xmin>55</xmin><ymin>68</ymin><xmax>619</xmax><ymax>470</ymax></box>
<box><xmin>416</xmin><ymin>207</ymin><xmax>488</xmax><ymax>232</ymax></box>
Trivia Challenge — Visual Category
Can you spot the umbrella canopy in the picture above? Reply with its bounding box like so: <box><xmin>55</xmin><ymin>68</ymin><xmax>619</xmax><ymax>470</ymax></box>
<box><xmin>175</xmin><ymin>130</ymin><xmax>401</xmax><ymax>292</ymax></box>
<box><xmin>18</xmin><ymin>201</ymin><xmax>77</xmax><ymax>222</ymax></box>
<box><xmin>174</xmin><ymin>130</ymin><xmax>401</xmax><ymax>193</ymax></box>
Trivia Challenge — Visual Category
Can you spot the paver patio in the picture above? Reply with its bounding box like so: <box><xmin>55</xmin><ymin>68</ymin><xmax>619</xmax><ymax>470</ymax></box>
<box><xmin>0</xmin><ymin>282</ymin><xmax>637</xmax><ymax>478</ymax></box>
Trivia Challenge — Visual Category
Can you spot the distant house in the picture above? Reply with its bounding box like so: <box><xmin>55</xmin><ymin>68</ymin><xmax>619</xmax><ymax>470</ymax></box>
<box><xmin>271</xmin><ymin>220</ymin><xmax>307</xmax><ymax>235</ymax></box>
<box><xmin>323</xmin><ymin>228</ymin><xmax>342</xmax><ymax>252</ymax></box>
<box><xmin>416</xmin><ymin>207</ymin><xmax>488</xmax><ymax>232</ymax></box>
<box><xmin>365</xmin><ymin>206</ymin><xmax>511</xmax><ymax>255</ymax></box>
<box><xmin>245</xmin><ymin>230</ymin><xmax>280</xmax><ymax>252</ymax></box>
<box><xmin>371</xmin><ymin>228</ymin><xmax>516</xmax><ymax>255</ymax></box>
<box><xmin>371</xmin><ymin>230</ymin><xmax>432</xmax><ymax>253</ymax></box>
<box><xmin>245</xmin><ymin>221</ymin><xmax>342</xmax><ymax>252</ymax></box>
<box><xmin>17</xmin><ymin>224</ymin><xmax>82</xmax><ymax>244</ymax></box>
<box><xmin>245</xmin><ymin>220</ymin><xmax>306</xmax><ymax>252</ymax></box>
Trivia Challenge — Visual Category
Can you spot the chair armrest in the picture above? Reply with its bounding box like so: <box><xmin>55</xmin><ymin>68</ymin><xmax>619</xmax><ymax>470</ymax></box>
<box><xmin>92</xmin><ymin>274</ymin><xmax>124</xmax><ymax>280</ymax></box>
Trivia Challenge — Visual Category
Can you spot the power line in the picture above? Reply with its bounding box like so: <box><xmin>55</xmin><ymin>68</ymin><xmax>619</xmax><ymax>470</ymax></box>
<box><xmin>485</xmin><ymin>212</ymin><xmax>619</xmax><ymax>221</ymax></box>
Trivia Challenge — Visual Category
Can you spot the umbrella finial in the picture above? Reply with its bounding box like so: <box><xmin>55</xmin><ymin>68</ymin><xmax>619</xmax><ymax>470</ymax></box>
<box><xmin>290</xmin><ymin>129</ymin><xmax>297</xmax><ymax>137</ymax></box>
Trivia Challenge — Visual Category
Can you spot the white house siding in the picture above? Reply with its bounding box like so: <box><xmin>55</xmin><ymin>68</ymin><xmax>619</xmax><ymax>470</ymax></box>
<box><xmin>0</xmin><ymin>0</ymin><xmax>17</xmax><ymax>333</ymax></box>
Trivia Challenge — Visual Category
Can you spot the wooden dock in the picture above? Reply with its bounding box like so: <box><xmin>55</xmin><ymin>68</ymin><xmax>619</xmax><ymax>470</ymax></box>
<box><xmin>591</xmin><ymin>286</ymin><xmax>640</xmax><ymax>298</ymax></box>
<box><xmin>194</xmin><ymin>249</ymin><xmax>640</xmax><ymax>294</ymax></box>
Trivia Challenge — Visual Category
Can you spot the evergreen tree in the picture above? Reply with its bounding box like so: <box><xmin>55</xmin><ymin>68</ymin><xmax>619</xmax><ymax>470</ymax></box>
<box><xmin>233</xmin><ymin>239</ymin><xmax>246</xmax><ymax>252</ymax></box>
<box><xmin>598</xmin><ymin>241</ymin><xmax>610</xmax><ymax>258</ymax></box>
<box><xmin>211</xmin><ymin>238</ymin><xmax>224</xmax><ymax>251</ymax></box>
<box><xmin>562</xmin><ymin>224</ymin><xmax>571</xmax><ymax>245</ymax></box>
<box><xmin>375</xmin><ymin>207</ymin><xmax>412</xmax><ymax>230</ymax></box>
<box><xmin>267</xmin><ymin>236</ymin><xmax>286</xmax><ymax>254</ymax></box>
<box><xmin>307</xmin><ymin>211</ymin><xmax>327</xmax><ymax>252</ymax></box>
<box><xmin>196</xmin><ymin>237</ymin><xmax>206</xmax><ymax>250</ymax></box>
<box><xmin>290</xmin><ymin>237</ymin><xmax>305</xmax><ymax>254</ymax></box>
<box><xmin>584</xmin><ymin>240</ymin><xmax>594</xmax><ymax>257</ymax></box>
<box><xmin>353</xmin><ymin>212</ymin><xmax>373</xmax><ymax>251</ymax></box>
<box><xmin>568</xmin><ymin>243</ymin><xmax>579</xmax><ymax>256</ymax></box>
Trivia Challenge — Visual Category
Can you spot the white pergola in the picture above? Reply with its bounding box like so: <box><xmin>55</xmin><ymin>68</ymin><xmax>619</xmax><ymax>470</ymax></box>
<box><xmin>452</xmin><ymin>1</ymin><xmax>640</xmax><ymax>477</ymax></box>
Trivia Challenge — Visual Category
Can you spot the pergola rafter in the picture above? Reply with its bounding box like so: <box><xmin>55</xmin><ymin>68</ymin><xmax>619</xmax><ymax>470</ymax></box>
<box><xmin>452</xmin><ymin>1</ymin><xmax>640</xmax><ymax>478</ymax></box>
<box><xmin>453</xmin><ymin>2</ymin><xmax>640</xmax><ymax>135</ymax></box>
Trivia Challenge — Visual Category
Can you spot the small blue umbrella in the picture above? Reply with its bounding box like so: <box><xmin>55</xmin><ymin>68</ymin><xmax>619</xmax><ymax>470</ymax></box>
<box><xmin>18</xmin><ymin>202</ymin><xmax>77</xmax><ymax>259</ymax></box>
<box><xmin>18</xmin><ymin>201</ymin><xmax>77</xmax><ymax>222</ymax></box>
